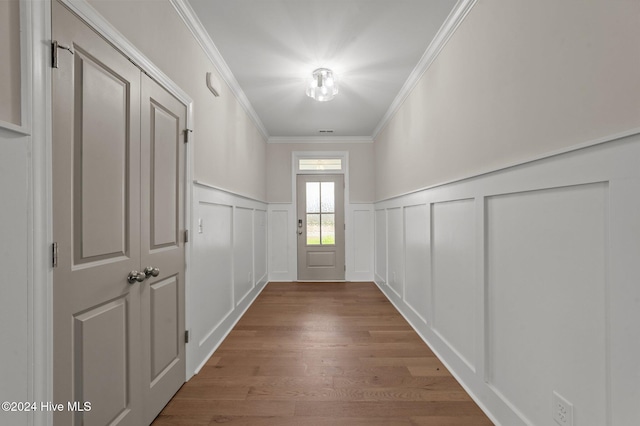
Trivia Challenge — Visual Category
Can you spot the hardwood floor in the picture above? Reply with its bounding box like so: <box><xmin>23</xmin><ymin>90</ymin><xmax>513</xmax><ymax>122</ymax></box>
<box><xmin>152</xmin><ymin>282</ymin><xmax>494</xmax><ymax>425</ymax></box>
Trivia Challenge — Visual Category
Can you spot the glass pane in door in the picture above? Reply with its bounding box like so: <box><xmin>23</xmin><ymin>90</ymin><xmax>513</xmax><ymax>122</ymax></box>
<box><xmin>321</xmin><ymin>214</ymin><xmax>335</xmax><ymax>245</ymax></box>
<box><xmin>320</xmin><ymin>182</ymin><xmax>335</xmax><ymax>213</ymax></box>
<box><xmin>306</xmin><ymin>182</ymin><xmax>320</xmax><ymax>213</ymax></box>
<box><xmin>306</xmin><ymin>213</ymin><xmax>320</xmax><ymax>245</ymax></box>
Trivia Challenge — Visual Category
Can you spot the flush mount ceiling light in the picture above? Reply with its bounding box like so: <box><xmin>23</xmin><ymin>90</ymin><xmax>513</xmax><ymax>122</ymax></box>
<box><xmin>306</xmin><ymin>68</ymin><xmax>338</xmax><ymax>102</ymax></box>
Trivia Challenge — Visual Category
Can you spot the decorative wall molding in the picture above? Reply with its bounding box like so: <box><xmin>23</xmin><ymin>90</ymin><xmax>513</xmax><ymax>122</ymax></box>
<box><xmin>194</xmin><ymin>180</ymin><xmax>267</xmax><ymax>204</ymax></box>
<box><xmin>268</xmin><ymin>136</ymin><xmax>374</xmax><ymax>144</ymax></box>
<box><xmin>268</xmin><ymin>202</ymin><xmax>375</xmax><ymax>282</ymax></box>
<box><xmin>189</xmin><ymin>184</ymin><xmax>268</xmax><ymax>375</ymax></box>
<box><xmin>372</xmin><ymin>0</ymin><xmax>478</xmax><ymax>138</ymax></box>
<box><xmin>0</xmin><ymin>0</ymin><xmax>32</xmax><ymax>135</ymax></box>
<box><xmin>169</xmin><ymin>0</ymin><xmax>269</xmax><ymax>141</ymax></box>
<box><xmin>374</xmin><ymin>132</ymin><xmax>640</xmax><ymax>425</ymax></box>
<box><xmin>375</xmin><ymin>127</ymin><xmax>640</xmax><ymax>203</ymax></box>
<box><xmin>61</xmin><ymin>0</ymin><xmax>193</xmax><ymax>111</ymax></box>
<box><xmin>168</xmin><ymin>0</ymin><xmax>480</xmax><ymax>144</ymax></box>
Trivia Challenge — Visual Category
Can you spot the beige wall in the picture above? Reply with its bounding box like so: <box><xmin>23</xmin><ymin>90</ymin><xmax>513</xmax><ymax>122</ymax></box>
<box><xmin>0</xmin><ymin>0</ymin><xmax>21</xmax><ymax>126</ymax></box>
<box><xmin>88</xmin><ymin>0</ymin><xmax>267</xmax><ymax>200</ymax></box>
<box><xmin>374</xmin><ymin>0</ymin><xmax>640</xmax><ymax>201</ymax></box>
<box><xmin>267</xmin><ymin>142</ymin><xmax>375</xmax><ymax>203</ymax></box>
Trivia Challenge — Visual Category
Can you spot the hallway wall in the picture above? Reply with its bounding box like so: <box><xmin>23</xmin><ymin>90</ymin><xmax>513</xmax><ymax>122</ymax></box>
<box><xmin>374</xmin><ymin>0</ymin><xmax>640</xmax><ymax>201</ymax></box>
<box><xmin>375</xmin><ymin>133</ymin><xmax>640</xmax><ymax>425</ymax></box>
<box><xmin>373</xmin><ymin>0</ymin><xmax>640</xmax><ymax>424</ymax></box>
<box><xmin>88</xmin><ymin>0</ymin><xmax>268</xmax><ymax>201</ymax></box>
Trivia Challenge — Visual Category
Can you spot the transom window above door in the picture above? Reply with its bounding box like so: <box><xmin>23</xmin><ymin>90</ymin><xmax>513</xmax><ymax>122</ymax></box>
<box><xmin>297</xmin><ymin>158</ymin><xmax>343</xmax><ymax>172</ymax></box>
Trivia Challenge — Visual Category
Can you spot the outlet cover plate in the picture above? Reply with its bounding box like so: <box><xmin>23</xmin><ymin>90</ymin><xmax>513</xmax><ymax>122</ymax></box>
<box><xmin>553</xmin><ymin>391</ymin><xmax>574</xmax><ymax>426</ymax></box>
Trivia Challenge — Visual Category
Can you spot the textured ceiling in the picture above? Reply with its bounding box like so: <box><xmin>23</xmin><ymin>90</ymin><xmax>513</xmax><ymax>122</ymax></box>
<box><xmin>187</xmin><ymin>0</ymin><xmax>459</xmax><ymax>139</ymax></box>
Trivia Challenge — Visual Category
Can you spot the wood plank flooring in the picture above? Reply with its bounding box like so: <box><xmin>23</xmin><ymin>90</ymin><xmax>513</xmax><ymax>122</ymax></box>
<box><xmin>152</xmin><ymin>282</ymin><xmax>493</xmax><ymax>425</ymax></box>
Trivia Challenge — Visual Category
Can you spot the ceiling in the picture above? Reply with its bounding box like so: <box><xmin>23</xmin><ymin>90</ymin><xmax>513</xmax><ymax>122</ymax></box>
<box><xmin>186</xmin><ymin>0</ymin><xmax>460</xmax><ymax>140</ymax></box>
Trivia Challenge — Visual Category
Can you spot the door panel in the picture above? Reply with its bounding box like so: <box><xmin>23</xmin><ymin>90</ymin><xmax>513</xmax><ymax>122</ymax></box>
<box><xmin>53</xmin><ymin>2</ymin><xmax>142</xmax><ymax>425</ymax></box>
<box><xmin>149</xmin><ymin>277</ymin><xmax>180</xmax><ymax>381</ymax></box>
<box><xmin>73</xmin><ymin>298</ymin><xmax>130</xmax><ymax>426</ymax></box>
<box><xmin>74</xmin><ymin>50</ymin><xmax>130</xmax><ymax>262</ymax></box>
<box><xmin>140</xmin><ymin>74</ymin><xmax>186</xmax><ymax>425</ymax></box>
<box><xmin>297</xmin><ymin>174</ymin><xmax>345</xmax><ymax>280</ymax></box>
<box><xmin>150</xmin><ymin>102</ymin><xmax>180</xmax><ymax>248</ymax></box>
<box><xmin>307</xmin><ymin>251</ymin><xmax>336</xmax><ymax>267</ymax></box>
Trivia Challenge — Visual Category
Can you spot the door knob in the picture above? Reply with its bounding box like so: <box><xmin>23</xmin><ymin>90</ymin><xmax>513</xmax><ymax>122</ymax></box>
<box><xmin>144</xmin><ymin>266</ymin><xmax>160</xmax><ymax>278</ymax></box>
<box><xmin>127</xmin><ymin>270</ymin><xmax>146</xmax><ymax>284</ymax></box>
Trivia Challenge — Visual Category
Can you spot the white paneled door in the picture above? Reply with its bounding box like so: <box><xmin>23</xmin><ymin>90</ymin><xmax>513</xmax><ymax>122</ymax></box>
<box><xmin>52</xmin><ymin>2</ymin><xmax>186</xmax><ymax>425</ymax></box>
<box><xmin>297</xmin><ymin>174</ymin><xmax>345</xmax><ymax>280</ymax></box>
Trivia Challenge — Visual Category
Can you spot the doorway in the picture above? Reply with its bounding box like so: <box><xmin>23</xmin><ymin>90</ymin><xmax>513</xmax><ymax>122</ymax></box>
<box><xmin>296</xmin><ymin>174</ymin><xmax>345</xmax><ymax>280</ymax></box>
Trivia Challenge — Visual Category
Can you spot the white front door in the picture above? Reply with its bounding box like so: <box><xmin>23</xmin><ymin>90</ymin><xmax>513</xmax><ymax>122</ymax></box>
<box><xmin>296</xmin><ymin>174</ymin><xmax>345</xmax><ymax>280</ymax></box>
<box><xmin>52</xmin><ymin>2</ymin><xmax>186</xmax><ymax>424</ymax></box>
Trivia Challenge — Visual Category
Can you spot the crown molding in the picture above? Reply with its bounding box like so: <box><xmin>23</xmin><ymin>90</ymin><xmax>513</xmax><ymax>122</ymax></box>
<box><xmin>371</xmin><ymin>0</ymin><xmax>478</xmax><ymax>139</ymax></box>
<box><xmin>268</xmin><ymin>136</ymin><xmax>374</xmax><ymax>144</ymax></box>
<box><xmin>169</xmin><ymin>0</ymin><xmax>270</xmax><ymax>141</ymax></box>
<box><xmin>59</xmin><ymin>0</ymin><xmax>194</xmax><ymax>110</ymax></box>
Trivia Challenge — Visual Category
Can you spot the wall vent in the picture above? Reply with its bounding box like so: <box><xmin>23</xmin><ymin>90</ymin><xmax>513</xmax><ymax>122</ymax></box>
<box><xmin>318</xmin><ymin>129</ymin><xmax>334</xmax><ymax>134</ymax></box>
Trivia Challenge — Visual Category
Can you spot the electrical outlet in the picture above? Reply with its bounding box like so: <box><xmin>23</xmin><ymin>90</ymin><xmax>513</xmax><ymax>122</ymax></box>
<box><xmin>553</xmin><ymin>391</ymin><xmax>573</xmax><ymax>426</ymax></box>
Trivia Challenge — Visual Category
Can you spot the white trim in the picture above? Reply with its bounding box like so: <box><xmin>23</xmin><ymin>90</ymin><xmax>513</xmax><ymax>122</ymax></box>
<box><xmin>193</xmin><ymin>180</ymin><xmax>267</xmax><ymax>204</ymax></box>
<box><xmin>59</xmin><ymin>0</ymin><xmax>192</xmax><ymax>108</ymax></box>
<box><xmin>0</xmin><ymin>0</ymin><xmax>32</xmax><ymax>135</ymax></box>
<box><xmin>291</xmin><ymin>151</ymin><xmax>350</xmax><ymax>281</ymax></box>
<box><xmin>169</xmin><ymin>0</ymin><xmax>269</xmax><ymax>141</ymax></box>
<box><xmin>30</xmin><ymin>0</ymin><xmax>52</xmax><ymax>425</ymax></box>
<box><xmin>268</xmin><ymin>136</ymin><xmax>374</xmax><ymax>144</ymax></box>
<box><xmin>164</xmin><ymin>0</ymin><xmax>478</xmax><ymax>144</ymax></box>
<box><xmin>376</xmin><ymin>127</ymin><xmax>640</xmax><ymax>203</ymax></box>
<box><xmin>374</xmin><ymin>132</ymin><xmax>640</xmax><ymax>425</ymax></box>
<box><xmin>372</xmin><ymin>0</ymin><xmax>478</xmax><ymax>138</ymax></box>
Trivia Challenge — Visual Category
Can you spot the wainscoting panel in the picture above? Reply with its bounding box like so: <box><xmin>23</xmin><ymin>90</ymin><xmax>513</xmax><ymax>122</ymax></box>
<box><xmin>234</xmin><ymin>206</ymin><xmax>255</xmax><ymax>306</ymax></box>
<box><xmin>374</xmin><ymin>133</ymin><xmax>640</xmax><ymax>425</ymax></box>
<box><xmin>403</xmin><ymin>204</ymin><xmax>430</xmax><ymax>324</ymax></box>
<box><xmin>387</xmin><ymin>208</ymin><xmax>404</xmax><ymax>298</ymax></box>
<box><xmin>0</xmin><ymin>132</ymin><xmax>29</xmax><ymax>426</ymax></box>
<box><xmin>188</xmin><ymin>183</ymin><xmax>268</xmax><ymax>375</ymax></box>
<box><xmin>374</xmin><ymin>209</ymin><xmax>387</xmax><ymax>284</ymax></box>
<box><xmin>486</xmin><ymin>183</ymin><xmax>608</xmax><ymax>426</ymax></box>
<box><xmin>432</xmin><ymin>198</ymin><xmax>476</xmax><ymax>371</ymax></box>
<box><xmin>348</xmin><ymin>204</ymin><xmax>374</xmax><ymax>281</ymax></box>
<box><xmin>254</xmin><ymin>209</ymin><xmax>268</xmax><ymax>284</ymax></box>
<box><xmin>267</xmin><ymin>204</ymin><xmax>295</xmax><ymax>281</ymax></box>
<box><xmin>268</xmin><ymin>203</ymin><xmax>374</xmax><ymax>282</ymax></box>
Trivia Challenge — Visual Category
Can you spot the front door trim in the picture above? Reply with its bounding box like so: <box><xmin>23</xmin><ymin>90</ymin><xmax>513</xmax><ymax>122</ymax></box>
<box><xmin>291</xmin><ymin>151</ymin><xmax>349</xmax><ymax>280</ymax></box>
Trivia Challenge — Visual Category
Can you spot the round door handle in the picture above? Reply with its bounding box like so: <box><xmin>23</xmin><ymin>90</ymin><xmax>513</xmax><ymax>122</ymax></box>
<box><xmin>127</xmin><ymin>270</ymin><xmax>146</xmax><ymax>284</ymax></box>
<box><xmin>144</xmin><ymin>266</ymin><xmax>160</xmax><ymax>278</ymax></box>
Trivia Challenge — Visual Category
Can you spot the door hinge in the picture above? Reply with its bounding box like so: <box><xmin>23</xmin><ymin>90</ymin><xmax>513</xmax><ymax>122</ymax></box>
<box><xmin>51</xmin><ymin>40</ymin><xmax>74</xmax><ymax>69</ymax></box>
<box><xmin>51</xmin><ymin>242</ymin><xmax>58</xmax><ymax>268</ymax></box>
<box><xmin>184</xmin><ymin>330</ymin><xmax>190</xmax><ymax>343</ymax></box>
<box><xmin>183</xmin><ymin>129</ymin><xmax>192</xmax><ymax>143</ymax></box>
<box><xmin>184</xmin><ymin>230</ymin><xmax>189</xmax><ymax>243</ymax></box>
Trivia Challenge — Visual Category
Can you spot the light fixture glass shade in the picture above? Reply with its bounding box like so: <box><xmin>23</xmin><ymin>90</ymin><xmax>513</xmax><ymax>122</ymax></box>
<box><xmin>306</xmin><ymin>68</ymin><xmax>338</xmax><ymax>102</ymax></box>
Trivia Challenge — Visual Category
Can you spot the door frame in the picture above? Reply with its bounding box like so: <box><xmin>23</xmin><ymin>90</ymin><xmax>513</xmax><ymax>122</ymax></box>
<box><xmin>291</xmin><ymin>151</ymin><xmax>349</xmax><ymax>280</ymax></box>
<box><xmin>32</xmin><ymin>2</ymin><xmax>195</xmax><ymax>425</ymax></box>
